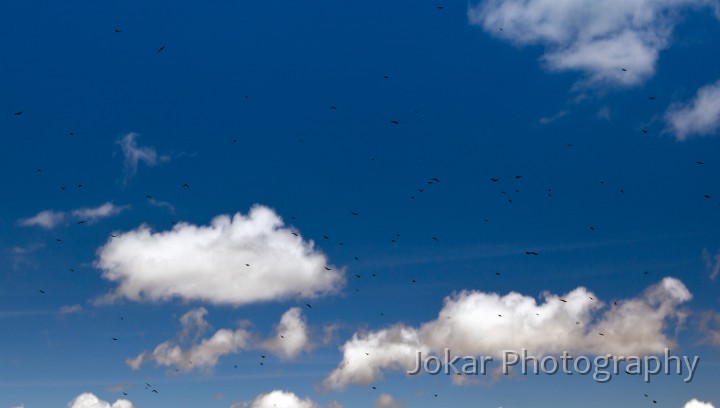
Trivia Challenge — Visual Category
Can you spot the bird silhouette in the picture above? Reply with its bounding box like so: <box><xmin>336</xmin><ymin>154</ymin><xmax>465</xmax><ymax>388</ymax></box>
<box><xmin>157</xmin><ymin>46</ymin><xmax>165</xmax><ymax>53</ymax></box>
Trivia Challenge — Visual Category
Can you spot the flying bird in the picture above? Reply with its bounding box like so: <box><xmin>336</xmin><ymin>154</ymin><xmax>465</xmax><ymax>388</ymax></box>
<box><xmin>114</xmin><ymin>27</ymin><xmax>122</xmax><ymax>32</ymax></box>
<box><xmin>525</xmin><ymin>251</ymin><xmax>539</xmax><ymax>255</ymax></box>
<box><xmin>156</xmin><ymin>45</ymin><xmax>165</xmax><ymax>53</ymax></box>
<box><xmin>14</xmin><ymin>111</ymin><xmax>23</xmax><ymax>115</ymax></box>
<box><xmin>390</xmin><ymin>120</ymin><xmax>399</xmax><ymax>125</ymax></box>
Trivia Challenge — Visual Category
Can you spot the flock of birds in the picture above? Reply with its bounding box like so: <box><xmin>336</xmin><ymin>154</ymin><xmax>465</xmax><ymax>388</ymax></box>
<box><xmin>9</xmin><ymin>14</ymin><xmax>714</xmax><ymax>406</ymax></box>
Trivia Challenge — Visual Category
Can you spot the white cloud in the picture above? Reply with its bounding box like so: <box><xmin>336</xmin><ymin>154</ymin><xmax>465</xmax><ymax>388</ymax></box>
<box><xmin>95</xmin><ymin>205</ymin><xmax>344</xmax><ymax>306</ymax></box>
<box><xmin>469</xmin><ymin>0</ymin><xmax>716</xmax><ymax>87</ymax></box>
<box><xmin>684</xmin><ymin>399</ymin><xmax>715</xmax><ymax>408</ymax></box>
<box><xmin>666</xmin><ymin>79</ymin><xmax>720</xmax><ymax>140</ymax></box>
<box><xmin>128</xmin><ymin>307</ymin><xmax>310</xmax><ymax>372</ymax></box>
<box><xmin>18</xmin><ymin>210</ymin><xmax>65</xmax><ymax>229</ymax></box>
<box><xmin>72</xmin><ymin>202</ymin><xmax>128</xmax><ymax>223</ymax></box>
<box><xmin>67</xmin><ymin>393</ymin><xmax>134</xmax><ymax>408</ymax></box>
<box><xmin>59</xmin><ymin>304</ymin><xmax>83</xmax><ymax>315</ymax></box>
<box><xmin>246</xmin><ymin>390</ymin><xmax>320</xmax><ymax>408</ymax></box>
<box><xmin>260</xmin><ymin>307</ymin><xmax>312</xmax><ymax>359</ymax></box>
<box><xmin>375</xmin><ymin>393</ymin><xmax>405</xmax><ymax>408</ymax></box>
<box><xmin>118</xmin><ymin>132</ymin><xmax>167</xmax><ymax>183</ymax></box>
<box><xmin>323</xmin><ymin>277</ymin><xmax>691</xmax><ymax>389</ymax></box>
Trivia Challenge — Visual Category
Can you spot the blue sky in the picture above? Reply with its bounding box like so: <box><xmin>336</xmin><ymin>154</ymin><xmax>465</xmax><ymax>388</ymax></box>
<box><xmin>2</xmin><ymin>1</ymin><xmax>720</xmax><ymax>407</ymax></box>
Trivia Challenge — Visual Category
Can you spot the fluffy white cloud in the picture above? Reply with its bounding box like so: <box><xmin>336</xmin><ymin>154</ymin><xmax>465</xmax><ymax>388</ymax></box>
<box><xmin>128</xmin><ymin>307</ymin><xmax>311</xmax><ymax>371</ymax></box>
<box><xmin>72</xmin><ymin>202</ymin><xmax>128</xmax><ymax>223</ymax></box>
<box><xmin>323</xmin><ymin>278</ymin><xmax>691</xmax><ymax>389</ymax></box>
<box><xmin>666</xmin><ymin>79</ymin><xmax>720</xmax><ymax>140</ymax></box>
<box><xmin>118</xmin><ymin>132</ymin><xmax>167</xmax><ymax>183</ymax></box>
<box><xmin>375</xmin><ymin>393</ymin><xmax>404</xmax><ymax>408</ymax></box>
<box><xmin>127</xmin><ymin>307</ymin><xmax>251</xmax><ymax>372</ymax></box>
<box><xmin>67</xmin><ymin>393</ymin><xmax>133</xmax><ymax>408</ymax></box>
<box><xmin>246</xmin><ymin>390</ymin><xmax>320</xmax><ymax>408</ymax></box>
<box><xmin>260</xmin><ymin>307</ymin><xmax>312</xmax><ymax>359</ymax></box>
<box><xmin>684</xmin><ymin>399</ymin><xmax>715</xmax><ymax>408</ymax></box>
<box><xmin>469</xmin><ymin>0</ymin><xmax>716</xmax><ymax>87</ymax></box>
<box><xmin>95</xmin><ymin>205</ymin><xmax>345</xmax><ymax>306</ymax></box>
<box><xmin>18</xmin><ymin>210</ymin><xmax>65</xmax><ymax>229</ymax></box>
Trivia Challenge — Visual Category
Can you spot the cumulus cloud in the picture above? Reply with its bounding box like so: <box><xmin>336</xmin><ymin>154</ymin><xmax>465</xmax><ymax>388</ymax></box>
<box><xmin>666</xmin><ymin>79</ymin><xmax>720</xmax><ymax>140</ymax></box>
<box><xmin>684</xmin><ymin>399</ymin><xmax>715</xmax><ymax>408</ymax></box>
<box><xmin>127</xmin><ymin>307</ymin><xmax>251</xmax><ymax>372</ymax></box>
<box><xmin>469</xmin><ymin>0</ymin><xmax>716</xmax><ymax>87</ymax></box>
<box><xmin>67</xmin><ymin>393</ymin><xmax>133</xmax><ymax>408</ymax></box>
<box><xmin>375</xmin><ymin>393</ymin><xmax>405</xmax><ymax>408</ymax></box>
<box><xmin>323</xmin><ymin>277</ymin><xmax>691</xmax><ymax>389</ymax></box>
<box><xmin>72</xmin><ymin>202</ymin><xmax>129</xmax><ymax>223</ymax></box>
<box><xmin>18</xmin><ymin>210</ymin><xmax>65</xmax><ymax>229</ymax></box>
<box><xmin>245</xmin><ymin>390</ymin><xmax>320</xmax><ymax>408</ymax></box>
<box><xmin>128</xmin><ymin>307</ymin><xmax>311</xmax><ymax>372</ymax></box>
<box><xmin>118</xmin><ymin>132</ymin><xmax>167</xmax><ymax>183</ymax></box>
<box><xmin>95</xmin><ymin>205</ymin><xmax>344</xmax><ymax>306</ymax></box>
<box><xmin>260</xmin><ymin>307</ymin><xmax>312</xmax><ymax>359</ymax></box>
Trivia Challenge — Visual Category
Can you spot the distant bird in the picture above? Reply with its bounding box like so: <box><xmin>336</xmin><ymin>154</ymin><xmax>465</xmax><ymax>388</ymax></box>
<box><xmin>641</xmin><ymin>129</ymin><xmax>648</xmax><ymax>134</ymax></box>
<box><xmin>351</xmin><ymin>211</ymin><xmax>359</xmax><ymax>216</ymax></box>
<box><xmin>122</xmin><ymin>392</ymin><xmax>127</xmax><ymax>396</ymax></box>
<box><xmin>152</xmin><ymin>389</ymin><xmax>158</xmax><ymax>394</ymax></box>
<box><xmin>525</xmin><ymin>251</ymin><xmax>539</xmax><ymax>256</ymax></box>
<box><xmin>110</xmin><ymin>234</ymin><xmax>118</xmax><ymax>238</ymax></box>
<box><xmin>39</xmin><ymin>290</ymin><xmax>45</xmax><ymax>294</ymax></box>
<box><xmin>515</xmin><ymin>175</ymin><xmax>522</xmax><ymax>179</ymax></box>
<box><xmin>156</xmin><ymin>45</ymin><xmax>165</xmax><ymax>53</ymax></box>
<box><xmin>324</xmin><ymin>266</ymin><xmax>332</xmax><ymax>271</ymax></box>
<box><xmin>182</xmin><ymin>183</ymin><xmax>190</xmax><ymax>188</ymax></box>
<box><xmin>390</xmin><ymin>120</ymin><xmax>399</xmax><ymax>125</ymax></box>
<box><xmin>696</xmin><ymin>161</ymin><xmax>705</xmax><ymax>165</ymax></box>
<box><xmin>648</xmin><ymin>96</ymin><xmax>656</xmax><ymax>100</ymax></box>
<box><xmin>145</xmin><ymin>195</ymin><xmax>153</xmax><ymax>199</ymax></box>
<box><xmin>432</xmin><ymin>237</ymin><xmax>438</xmax><ymax>241</ymax></box>
<box><xmin>621</xmin><ymin>68</ymin><xmax>627</xmax><ymax>71</ymax></box>
<box><xmin>598</xmin><ymin>333</ymin><xmax>604</xmax><ymax>336</ymax></box>
<box><xmin>383</xmin><ymin>75</ymin><xmax>389</xmax><ymax>79</ymax></box>
<box><xmin>114</xmin><ymin>27</ymin><xmax>122</xmax><ymax>32</ymax></box>
<box><xmin>112</xmin><ymin>337</ymin><xmax>118</xmax><ymax>341</ymax></box>
<box><xmin>490</xmin><ymin>178</ymin><xmax>500</xmax><ymax>182</ymax></box>
<box><xmin>559</xmin><ymin>299</ymin><xmax>567</xmax><ymax>303</ymax></box>
<box><xmin>704</xmin><ymin>194</ymin><xmax>711</xmax><ymax>199</ymax></box>
<box><xmin>14</xmin><ymin>111</ymin><xmax>23</xmax><ymax>115</ymax></box>
<box><xmin>76</xmin><ymin>220</ymin><xmax>86</xmax><ymax>224</ymax></box>
<box><xmin>589</xmin><ymin>226</ymin><xmax>595</xmax><ymax>231</ymax></box>
<box><xmin>305</xmin><ymin>303</ymin><xmax>312</xmax><ymax>309</ymax></box>
<box><xmin>77</xmin><ymin>184</ymin><xmax>82</xmax><ymax>188</ymax></box>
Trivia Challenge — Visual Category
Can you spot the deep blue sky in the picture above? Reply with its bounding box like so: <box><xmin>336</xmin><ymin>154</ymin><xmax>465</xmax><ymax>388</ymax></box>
<box><xmin>2</xmin><ymin>1</ymin><xmax>720</xmax><ymax>407</ymax></box>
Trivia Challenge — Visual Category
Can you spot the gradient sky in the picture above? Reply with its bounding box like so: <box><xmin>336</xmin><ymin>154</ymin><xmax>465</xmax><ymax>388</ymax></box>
<box><xmin>2</xmin><ymin>1</ymin><xmax>720</xmax><ymax>407</ymax></box>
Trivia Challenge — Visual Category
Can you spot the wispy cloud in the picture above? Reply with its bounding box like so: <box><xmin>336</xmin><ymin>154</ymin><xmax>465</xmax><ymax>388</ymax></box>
<box><xmin>469</xmin><ymin>0</ymin><xmax>717</xmax><ymax>88</ymax></box>
<box><xmin>323</xmin><ymin>278</ymin><xmax>691</xmax><ymax>389</ymax></box>
<box><xmin>18</xmin><ymin>202</ymin><xmax>128</xmax><ymax>229</ymax></box>
<box><xmin>95</xmin><ymin>205</ymin><xmax>345</xmax><ymax>306</ymax></box>
<box><xmin>72</xmin><ymin>202</ymin><xmax>129</xmax><ymax>223</ymax></box>
<box><xmin>702</xmin><ymin>248</ymin><xmax>720</xmax><ymax>280</ymax></box>
<box><xmin>539</xmin><ymin>110</ymin><xmax>569</xmax><ymax>125</ymax></box>
<box><xmin>58</xmin><ymin>304</ymin><xmax>83</xmax><ymax>315</ymax></box>
<box><xmin>665</xmin><ymin>79</ymin><xmax>720</xmax><ymax>140</ymax></box>
<box><xmin>18</xmin><ymin>210</ymin><xmax>65</xmax><ymax>229</ymax></box>
<box><xmin>118</xmin><ymin>132</ymin><xmax>168</xmax><ymax>184</ymax></box>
